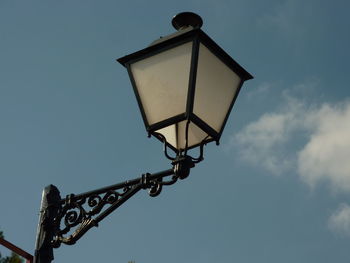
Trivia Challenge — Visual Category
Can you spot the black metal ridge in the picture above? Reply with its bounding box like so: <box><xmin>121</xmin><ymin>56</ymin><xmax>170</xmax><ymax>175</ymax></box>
<box><xmin>117</xmin><ymin>28</ymin><xmax>253</xmax><ymax>81</ymax></box>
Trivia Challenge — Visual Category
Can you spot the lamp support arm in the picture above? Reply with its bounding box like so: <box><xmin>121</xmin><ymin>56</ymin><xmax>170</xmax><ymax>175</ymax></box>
<box><xmin>34</xmin><ymin>156</ymin><xmax>195</xmax><ymax>263</ymax></box>
<box><xmin>52</xmin><ymin>168</ymin><xmax>176</xmax><ymax>248</ymax></box>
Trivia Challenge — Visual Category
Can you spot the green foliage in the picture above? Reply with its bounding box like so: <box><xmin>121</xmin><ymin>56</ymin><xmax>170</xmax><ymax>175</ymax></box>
<box><xmin>0</xmin><ymin>253</ymin><xmax>23</xmax><ymax>263</ymax></box>
<box><xmin>0</xmin><ymin>231</ymin><xmax>24</xmax><ymax>263</ymax></box>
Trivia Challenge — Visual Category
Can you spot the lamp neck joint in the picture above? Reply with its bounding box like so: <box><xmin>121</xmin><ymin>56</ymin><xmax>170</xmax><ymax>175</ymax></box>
<box><xmin>172</xmin><ymin>155</ymin><xmax>195</xmax><ymax>180</ymax></box>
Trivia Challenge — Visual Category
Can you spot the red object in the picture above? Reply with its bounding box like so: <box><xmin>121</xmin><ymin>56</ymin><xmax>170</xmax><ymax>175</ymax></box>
<box><xmin>0</xmin><ymin>237</ymin><xmax>33</xmax><ymax>263</ymax></box>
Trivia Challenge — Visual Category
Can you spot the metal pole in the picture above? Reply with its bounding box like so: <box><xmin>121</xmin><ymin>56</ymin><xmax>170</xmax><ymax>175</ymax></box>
<box><xmin>34</xmin><ymin>185</ymin><xmax>61</xmax><ymax>263</ymax></box>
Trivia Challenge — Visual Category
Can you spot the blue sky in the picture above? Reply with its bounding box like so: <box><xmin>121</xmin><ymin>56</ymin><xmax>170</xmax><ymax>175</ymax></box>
<box><xmin>1</xmin><ymin>0</ymin><xmax>350</xmax><ymax>262</ymax></box>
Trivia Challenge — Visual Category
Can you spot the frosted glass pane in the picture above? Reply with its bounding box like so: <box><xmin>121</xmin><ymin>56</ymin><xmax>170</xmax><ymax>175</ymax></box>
<box><xmin>156</xmin><ymin>125</ymin><xmax>177</xmax><ymax>150</ymax></box>
<box><xmin>177</xmin><ymin>121</ymin><xmax>210</xmax><ymax>150</ymax></box>
<box><xmin>193</xmin><ymin>44</ymin><xmax>241</xmax><ymax>132</ymax></box>
<box><xmin>131</xmin><ymin>42</ymin><xmax>193</xmax><ymax>125</ymax></box>
<box><xmin>156</xmin><ymin>121</ymin><xmax>210</xmax><ymax>151</ymax></box>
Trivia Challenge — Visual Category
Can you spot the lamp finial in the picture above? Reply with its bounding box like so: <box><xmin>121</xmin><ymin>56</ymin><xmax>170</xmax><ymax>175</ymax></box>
<box><xmin>172</xmin><ymin>12</ymin><xmax>203</xmax><ymax>31</ymax></box>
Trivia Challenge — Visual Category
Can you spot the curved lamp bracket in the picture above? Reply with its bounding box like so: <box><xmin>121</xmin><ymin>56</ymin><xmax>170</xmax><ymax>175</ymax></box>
<box><xmin>43</xmin><ymin>155</ymin><xmax>196</xmax><ymax>248</ymax></box>
<box><xmin>153</xmin><ymin>128</ymin><xmax>206</xmax><ymax>165</ymax></box>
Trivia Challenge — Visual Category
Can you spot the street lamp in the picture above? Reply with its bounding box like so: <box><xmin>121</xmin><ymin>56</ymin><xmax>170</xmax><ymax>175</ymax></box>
<box><xmin>118</xmin><ymin>12</ymin><xmax>252</xmax><ymax>157</ymax></box>
<box><xmin>34</xmin><ymin>12</ymin><xmax>252</xmax><ymax>263</ymax></box>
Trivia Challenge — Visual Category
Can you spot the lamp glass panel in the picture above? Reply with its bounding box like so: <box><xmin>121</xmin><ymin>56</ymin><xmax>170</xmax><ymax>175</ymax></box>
<box><xmin>177</xmin><ymin>121</ymin><xmax>210</xmax><ymax>150</ymax></box>
<box><xmin>193</xmin><ymin>43</ymin><xmax>241</xmax><ymax>132</ymax></box>
<box><xmin>155</xmin><ymin>125</ymin><xmax>177</xmax><ymax>149</ymax></box>
<box><xmin>130</xmin><ymin>42</ymin><xmax>193</xmax><ymax>126</ymax></box>
<box><xmin>156</xmin><ymin>121</ymin><xmax>210</xmax><ymax>151</ymax></box>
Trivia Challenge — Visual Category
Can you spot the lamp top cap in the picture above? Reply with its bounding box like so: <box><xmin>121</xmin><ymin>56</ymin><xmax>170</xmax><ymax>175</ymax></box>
<box><xmin>172</xmin><ymin>12</ymin><xmax>203</xmax><ymax>31</ymax></box>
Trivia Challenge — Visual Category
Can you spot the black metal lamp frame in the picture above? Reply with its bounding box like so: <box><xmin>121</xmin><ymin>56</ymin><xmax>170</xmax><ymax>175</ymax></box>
<box><xmin>118</xmin><ymin>26</ymin><xmax>253</xmax><ymax>154</ymax></box>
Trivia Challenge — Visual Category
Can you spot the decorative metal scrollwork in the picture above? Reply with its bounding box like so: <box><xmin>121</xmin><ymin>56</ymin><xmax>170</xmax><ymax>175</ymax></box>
<box><xmin>50</xmin><ymin>169</ymin><xmax>186</xmax><ymax>247</ymax></box>
<box><xmin>153</xmin><ymin>131</ymin><xmax>207</xmax><ymax>164</ymax></box>
<box><xmin>51</xmin><ymin>186</ymin><xmax>134</xmax><ymax>247</ymax></box>
<box><xmin>148</xmin><ymin>177</ymin><xmax>163</xmax><ymax>197</ymax></box>
<box><xmin>142</xmin><ymin>173</ymin><xmax>180</xmax><ymax>197</ymax></box>
<box><xmin>49</xmin><ymin>155</ymin><xmax>198</xmax><ymax>248</ymax></box>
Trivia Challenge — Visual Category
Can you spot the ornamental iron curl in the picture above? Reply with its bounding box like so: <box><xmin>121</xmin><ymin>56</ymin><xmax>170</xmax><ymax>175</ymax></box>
<box><xmin>35</xmin><ymin>153</ymin><xmax>202</xmax><ymax>263</ymax></box>
<box><xmin>49</xmin><ymin>159</ymin><xmax>195</xmax><ymax>248</ymax></box>
<box><xmin>51</xmin><ymin>185</ymin><xmax>137</xmax><ymax>247</ymax></box>
<box><xmin>34</xmin><ymin>152</ymin><xmax>202</xmax><ymax>254</ymax></box>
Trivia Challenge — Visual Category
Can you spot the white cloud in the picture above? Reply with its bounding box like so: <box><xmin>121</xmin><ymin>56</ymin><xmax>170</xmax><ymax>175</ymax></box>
<box><xmin>233</xmin><ymin>93</ymin><xmax>306</xmax><ymax>175</ymax></box>
<box><xmin>234</xmin><ymin>113</ymin><xmax>292</xmax><ymax>175</ymax></box>
<box><xmin>232</xmin><ymin>81</ymin><xmax>350</xmax><ymax>236</ymax></box>
<box><xmin>298</xmin><ymin>102</ymin><xmax>350</xmax><ymax>192</ymax></box>
<box><xmin>232</xmin><ymin>85</ymin><xmax>350</xmax><ymax>192</ymax></box>
<box><xmin>329</xmin><ymin>203</ymin><xmax>350</xmax><ymax>236</ymax></box>
<box><xmin>245</xmin><ymin>82</ymin><xmax>272</xmax><ymax>99</ymax></box>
